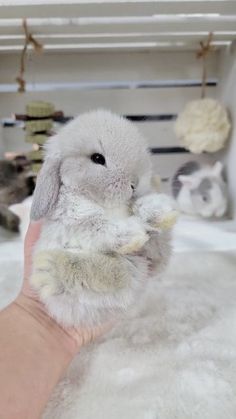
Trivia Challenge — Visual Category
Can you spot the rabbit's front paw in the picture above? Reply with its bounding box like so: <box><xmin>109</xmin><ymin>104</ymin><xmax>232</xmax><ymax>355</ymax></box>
<box><xmin>118</xmin><ymin>232</ymin><xmax>149</xmax><ymax>255</ymax></box>
<box><xmin>133</xmin><ymin>193</ymin><xmax>178</xmax><ymax>230</ymax></box>
<box><xmin>116</xmin><ymin>222</ymin><xmax>149</xmax><ymax>255</ymax></box>
<box><xmin>30</xmin><ymin>251</ymin><xmax>64</xmax><ymax>299</ymax></box>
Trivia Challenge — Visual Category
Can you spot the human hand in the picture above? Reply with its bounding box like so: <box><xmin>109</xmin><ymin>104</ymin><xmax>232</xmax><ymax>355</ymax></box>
<box><xmin>18</xmin><ymin>221</ymin><xmax>111</xmax><ymax>357</ymax></box>
<box><xmin>1</xmin><ymin>221</ymin><xmax>111</xmax><ymax>419</ymax></box>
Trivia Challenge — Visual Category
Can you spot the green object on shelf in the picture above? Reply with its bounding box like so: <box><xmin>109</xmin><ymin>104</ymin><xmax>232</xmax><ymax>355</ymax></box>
<box><xmin>31</xmin><ymin>162</ymin><xmax>42</xmax><ymax>174</ymax></box>
<box><xmin>25</xmin><ymin>119</ymin><xmax>53</xmax><ymax>134</ymax></box>
<box><xmin>27</xmin><ymin>149</ymin><xmax>44</xmax><ymax>160</ymax></box>
<box><xmin>25</xmin><ymin>134</ymin><xmax>48</xmax><ymax>145</ymax></box>
<box><xmin>26</xmin><ymin>101</ymin><xmax>55</xmax><ymax>118</ymax></box>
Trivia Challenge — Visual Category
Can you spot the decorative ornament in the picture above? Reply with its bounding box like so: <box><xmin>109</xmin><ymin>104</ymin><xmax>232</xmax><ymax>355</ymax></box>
<box><xmin>174</xmin><ymin>33</ymin><xmax>231</xmax><ymax>154</ymax></box>
<box><xmin>175</xmin><ymin>98</ymin><xmax>231</xmax><ymax>153</ymax></box>
<box><xmin>16</xmin><ymin>19</ymin><xmax>43</xmax><ymax>93</ymax></box>
<box><xmin>25</xmin><ymin>101</ymin><xmax>55</xmax><ymax>173</ymax></box>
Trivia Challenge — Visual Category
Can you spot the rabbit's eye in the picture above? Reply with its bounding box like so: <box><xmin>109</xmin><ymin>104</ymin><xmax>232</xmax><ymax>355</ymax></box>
<box><xmin>90</xmin><ymin>153</ymin><xmax>106</xmax><ymax>166</ymax></box>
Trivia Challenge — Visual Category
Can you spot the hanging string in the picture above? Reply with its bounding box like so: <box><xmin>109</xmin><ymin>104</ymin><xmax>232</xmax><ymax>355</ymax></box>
<box><xmin>16</xmin><ymin>19</ymin><xmax>43</xmax><ymax>93</ymax></box>
<box><xmin>196</xmin><ymin>32</ymin><xmax>214</xmax><ymax>99</ymax></box>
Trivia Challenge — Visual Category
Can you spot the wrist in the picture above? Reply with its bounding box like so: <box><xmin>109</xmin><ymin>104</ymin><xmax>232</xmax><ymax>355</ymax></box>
<box><xmin>0</xmin><ymin>293</ymin><xmax>78</xmax><ymax>418</ymax></box>
<box><xmin>15</xmin><ymin>293</ymin><xmax>79</xmax><ymax>358</ymax></box>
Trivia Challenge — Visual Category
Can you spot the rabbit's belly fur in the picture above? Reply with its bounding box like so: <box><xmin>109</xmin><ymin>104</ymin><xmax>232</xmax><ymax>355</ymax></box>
<box><xmin>34</xmin><ymin>206</ymin><xmax>132</xmax><ymax>253</ymax></box>
<box><xmin>30</xmin><ymin>202</ymin><xmax>149</xmax><ymax>327</ymax></box>
<box><xmin>31</xmin><ymin>250</ymin><xmax>148</xmax><ymax>327</ymax></box>
<box><xmin>31</xmin><ymin>248</ymin><xmax>148</xmax><ymax>327</ymax></box>
<box><xmin>30</xmin><ymin>194</ymin><xmax>174</xmax><ymax>327</ymax></box>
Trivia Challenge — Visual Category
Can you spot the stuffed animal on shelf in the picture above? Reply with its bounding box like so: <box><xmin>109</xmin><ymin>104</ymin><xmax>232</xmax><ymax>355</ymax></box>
<box><xmin>0</xmin><ymin>157</ymin><xmax>35</xmax><ymax>232</ymax></box>
<box><xmin>30</xmin><ymin>109</ymin><xmax>177</xmax><ymax>328</ymax></box>
<box><xmin>172</xmin><ymin>160</ymin><xmax>228</xmax><ymax>218</ymax></box>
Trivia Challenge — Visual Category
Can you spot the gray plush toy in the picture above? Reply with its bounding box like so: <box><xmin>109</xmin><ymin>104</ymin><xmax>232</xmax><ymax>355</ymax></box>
<box><xmin>172</xmin><ymin>161</ymin><xmax>228</xmax><ymax>218</ymax></box>
<box><xmin>0</xmin><ymin>158</ymin><xmax>34</xmax><ymax>232</ymax></box>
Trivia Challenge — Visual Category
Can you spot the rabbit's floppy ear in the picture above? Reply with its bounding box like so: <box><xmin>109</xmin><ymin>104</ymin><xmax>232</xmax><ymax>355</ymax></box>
<box><xmin>30</xmin><ymin>158</ymin><xmax>61</xmax><ymax>221</ymax></box>
<box><xmin>212</xmin><ymin>161</ymin><xmax>223</xmax><ymax>178</ymax></box>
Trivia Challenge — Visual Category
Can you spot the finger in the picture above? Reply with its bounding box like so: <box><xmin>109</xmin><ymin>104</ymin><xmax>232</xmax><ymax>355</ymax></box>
<box><xmin>67</xmin><ymin>320</ymin><xmax>114</xmax><ymax>349</ymax></box>
<box><xmin>24</xmin><ymin>221</ymin><xmax>42</xmax><ymax>280</ymax></box>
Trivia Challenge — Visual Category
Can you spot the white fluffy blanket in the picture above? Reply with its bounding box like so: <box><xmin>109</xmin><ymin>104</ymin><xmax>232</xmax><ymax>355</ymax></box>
<box><xmin>43</xmin><ymin>250</ymin><xmax>236</xmax><ymax>419</ymax></box>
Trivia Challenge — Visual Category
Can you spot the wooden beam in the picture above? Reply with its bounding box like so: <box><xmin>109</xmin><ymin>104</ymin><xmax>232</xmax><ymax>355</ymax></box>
<box><xmin>0</xmin><ymin>21</ymin><xmax>236</xmax><ymax>37</ymax></box>
<box><xmin>0</xmin><ymin>33</ymin><xmax>234</xmax><ymax>46</ymax></box>
<box><xmin>0</xmin><ymin>1</ymin><xmax>236</xmax><ymax>19</ymax></box>
<box><xmin>0</xmin><ymin>44</ymin><xmax>228</xmax><ymax>53</ymax></box>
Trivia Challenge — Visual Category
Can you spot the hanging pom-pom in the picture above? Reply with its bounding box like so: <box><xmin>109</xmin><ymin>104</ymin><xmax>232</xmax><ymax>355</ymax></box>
<box><xmin>174</xmin><ymin>98</ymin><xmax>231</xmax><ymax>153</ymax></box>
<box><xmin>174</xmin><ymin>33</ymin><xmax>231</xmax><ymax>154</ymax></box>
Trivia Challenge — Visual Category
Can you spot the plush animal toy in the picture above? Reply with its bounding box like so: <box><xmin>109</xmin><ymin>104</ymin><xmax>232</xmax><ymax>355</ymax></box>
<box><xmin>30</xmin><ymin>110</ymin><xmax>177</xmax><ymax>328</ymax></box>
<box><xmin>172</xmin><ymin>161</ymin><xmax>228</xmax><ymax>218</ymax></box>
<box><xmin>0</xmin><ymin>157</ymin><xmax>35</xmax><ymax>232</ymax></box>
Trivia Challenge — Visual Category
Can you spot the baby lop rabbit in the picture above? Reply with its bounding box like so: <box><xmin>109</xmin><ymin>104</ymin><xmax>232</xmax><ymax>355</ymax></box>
<box><xmin>30</xmin><ymin>110</ymin><xmax>177</xmax><ymax>328</ymax></box>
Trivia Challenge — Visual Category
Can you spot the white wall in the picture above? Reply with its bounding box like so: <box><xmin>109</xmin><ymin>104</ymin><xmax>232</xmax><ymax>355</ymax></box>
<box><xmin>0</xmin><ymin>50</ymin><xmax>219</xmax><ymax>183</ymax></box>
<box><xmin>218</xmin><ymin>44</ymin><xmax>236</xmax><ymax>218</ymax></box>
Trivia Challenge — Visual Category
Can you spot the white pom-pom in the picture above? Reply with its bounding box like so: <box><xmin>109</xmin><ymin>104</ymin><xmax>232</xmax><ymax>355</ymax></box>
<box><xmin>174</xmin><ymin>98</ymin><xmax>231</xmax><ymax>153</ymax></box>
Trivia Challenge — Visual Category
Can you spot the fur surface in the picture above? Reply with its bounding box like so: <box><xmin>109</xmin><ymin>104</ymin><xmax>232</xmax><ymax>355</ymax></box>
<box><xmin>172</xmin><ymin>161</ymin><xmax>228</xmax><ymax>218</ymax></box>
<box><xmin>30</xmin><ymin>110</ymin><xmax>175</xmax><ymax>327</ymax></box>
<box><xmin>42</xmin><ymin>250</ymin><xmax>236</xmax><ymax>419</ymax></box>
<box><xmin>0</xmin><ymin>158</ymin><xmax>34</xmax><ymax>232</ymax></box>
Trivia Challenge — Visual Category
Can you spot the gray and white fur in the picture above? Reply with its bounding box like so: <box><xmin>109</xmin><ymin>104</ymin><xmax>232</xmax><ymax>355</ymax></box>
<box><xmin>172</xmin><ymin>161</ymin><xmax>228</xmax><ymax>218</ymax></box>
<box><xmin>30</xmin><ymin>110</ymin><xmax>176</xmax><ymax>328</ymax></box>
<box><xmin>0</xmin><ymin>158</ymin><xmax>34</xmax><ymax>232</ymax></box>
